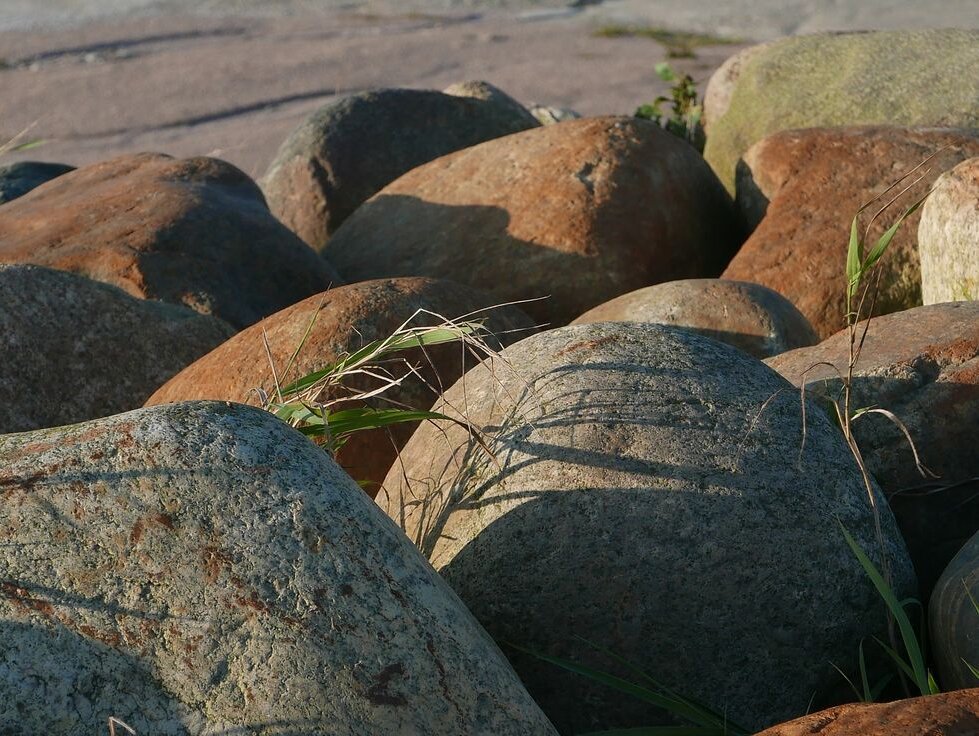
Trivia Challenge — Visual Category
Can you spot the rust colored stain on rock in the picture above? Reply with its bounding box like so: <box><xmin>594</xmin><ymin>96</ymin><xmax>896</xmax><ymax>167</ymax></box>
<box><xmin>755</xmin><ymin>689</ymin><xmax>979</xmax><ymax>736</ymax></box>
<box><xmin>0</xmin><ymin>153</ymin><xmax>340</xmax><ymax>329</ymax></box>
<box><xmin>724</xmin><ymin>127</ymin><xmax>979</xmax><ymax>339</ymax></box>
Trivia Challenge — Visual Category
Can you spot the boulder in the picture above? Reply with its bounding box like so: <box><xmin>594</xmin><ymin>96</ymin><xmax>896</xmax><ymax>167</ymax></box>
<box><xmin>0</xmin><ymin>402</ymin><xmax>557</xmax><ymax>735</ymax></box>
<box><xmin>931</xmin><ymin>532</ymin><xmax>979</xmax><ymax>690</ymax></box>
<box><xmin>571</xmin><ymin>278</ymin><xmax>818</xmax><ymax>358</ymax></box>
<box><xmin>147</xmin><ymin>277</ymin><xmax>536</xmax><ymax>494</ymax></box>
<box><xmin>325</xmin><ymin>117</ymin><xmax>742</xmax><ymax>327</ymax></box>
<box><xmin>442</xmin><ymin>80</ymin><xmax>540</xmax><ymax>129</ymax></box>
<box><xmin>528</xmin><ymin>104</ymin><xmax>582</xmax><ymax>125</ymax></box>
<box><xmin>259</xmin><ymin>88</ymin><xmax>539</xmax><ymax>252</ymax></box>
<box><xmin>767</xmin><ymin>302</ymin><xmax>979</xmax><ymax>600</ymax></box>
<box><xmin>701</xmin><ymin>42</ymin><xmax>772</xmax><ymax>134</ymax></box>
<box><xmin>0</xmin><ymin>161</ymin><xmax>74</xmax><ymax>203</ymax></box>
<box><xmin>919</xmin><ymin>157</ymin><xmax>979</xmax><ymax>303</ymax></box>
<box><xmin>755</xmin><ymin>690</ymin><xmax>979</xmax><ymax>736</ymax></box>
<box><xmin>377</xmin><ymin>321</ymin><xmax>914</xmax><ymax>733</ymax></box>
<box><xmin>0</xmin><ymin>264</ymin><xmax>234</xmax><ymax>433</ymax></box>
<box><xmin>0</xmin><ymin>153</ymin><xmax>340</xmax><ymax>329</ymax></box>
<box><xmin>703</xmin><ymin>30</ymin><xmax>979</xmax><ymax>192</ymax></box>
<box><xmin>723</xmin><ymin>127</ymin><xmax>979</xmax><ymax>338</ymax></box>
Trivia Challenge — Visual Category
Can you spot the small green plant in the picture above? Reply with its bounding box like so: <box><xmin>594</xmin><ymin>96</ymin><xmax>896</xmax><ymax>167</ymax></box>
<box><xmin>635</xmin><ymin>63</ymin><xmax>704</xmax><ymax>152</ymax></box>
<box><xmin>260</xmin><ymin>307</ymin><xmax>494</xmax><ymax>462</ymax></box>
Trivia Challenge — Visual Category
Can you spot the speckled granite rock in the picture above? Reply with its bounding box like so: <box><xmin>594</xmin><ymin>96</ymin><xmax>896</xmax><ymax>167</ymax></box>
<box><xmin>325</xmin><ymin>117</ymin><xmax>742</xmax><ymax>327</ymax></box>
<box><xmin>442</xmin><ymin>80</ymin><xmax>540</xmax><ymax>129</ymax></box>
<box><xmin>919</xmin><ymin>157</ymin><xmax>979</xmax><ymax>303</ymax></box>
<box><xmin>377</xmin><ymin>322</ymin><xmax>914</xmax><ymax>734</ymax></box>
<box><xmin>931</xmin><ymin>531</ymin><xmax>979</xmax><ymax>691</ymax></box>
<box><xmin>0</xmin><ymin>264</ymin><xmax>234</xmax><ymax>433</ymax></box>
<box><xmin>0</xmin><ymin>402</ymin><xmax>557</xmax><ymax>735</ymax></box>
<box><xmin>571</xmin><ymin>278</ymin><xmax>817</xmax><ymax>358</ymax></box>
<box><xmin>260</xmin><ymin>88</ymin><xmax>539</xmax><ymax>252</ymax></box>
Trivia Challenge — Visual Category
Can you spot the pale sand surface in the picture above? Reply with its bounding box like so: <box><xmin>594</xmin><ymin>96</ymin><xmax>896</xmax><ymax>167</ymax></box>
<box><xmin>1</xmin><ymin>1</ymin><xmax>975</xmax><ymax>179</ymax></box>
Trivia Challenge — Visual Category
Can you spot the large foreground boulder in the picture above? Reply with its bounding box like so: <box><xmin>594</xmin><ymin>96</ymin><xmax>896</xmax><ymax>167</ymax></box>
<box><xmin>147</xmin><ymin>278</ymin><xmax>536</xmax><ymax>493</ymax></box>
<box><xmin>704</xmin><ymin>30</ymin><xmax>979</xmax><ymax>192</ymax></box>
<box><xmin>767</xmin><ymin>302</ymin><xmax>979</xmax><ymax>600</ymax></box>
<box><xmin>724</xmin><ymin>126</ymin><xmax>979</xmax><ymax>338</ymax></box>
<box><xmin>260</xmin><ymin>88</ymin><xmax>539</xmax><ymax>251</ymax></box>
<box><xmin>377</xmin><ymin>322</ymin><xmax>914</xmax><ymax>733</ymax></box>
<box><xmin>571</xmin><ymin>278</ymin><xmax>818</xmax><ymax>358</ymax></box>
<box><xmin>755</xmin><ymin>690</ymin><xmax>979</xmax><ymax>736</ymax></box>
<box><xmin>0</xmin><ymin>153</ymin><xmax>341</xmax><ymax>329</ymax></box>
<box><xmin>326</xmin><ymin>117</ymin><xmax>742</xmax><ymax>326</ymax></box>
<box><xmin>0</xmin><ymin>402</ymin><xmax>557</xmax><ymax>735</ymax></box>
<box><xmin>0</xmin><ymin>264</ymin><xmax>234</xmax><ymax>433</ymax></box>
<box><xmin>919</xmin><ymin>156</ymin><xmax>979</xmax><ymax>304</ymax></box>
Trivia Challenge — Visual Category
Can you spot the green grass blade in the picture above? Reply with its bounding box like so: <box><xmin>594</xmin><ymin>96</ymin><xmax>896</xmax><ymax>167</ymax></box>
<box><xmin>858</xmin><ymin>639</ymin><xmax>872</xmax><ymax>702</ymax></box>
<box><xmin>324</xmin><ymin>408</ymin><xmax>451</xmax><ymax>436</ymax></box>
<box><xmin>963</xmin><ymin>659</ymin><xmax>979</xmax><ymax>681</ymax></box>
<box><xmin>846</xmin><ymin>214</ymin><xmax>862</xmax><ymax>302</ymax></box>
<box><xmin>839</xmin><ymin>521</ymin><xmax>930</xmax><ymax>694</ymax></box>
<box><xmin>860</xmin><ymin>195</ymin><xmax>926</xmax><ymax>273</ymax></box>
<box><xmin>872</xmin><ymin>636</ymin><xmax>917</xmax><ymax>682</ymax></box>
<box><xmin>514</xmin><ymin>648</ymin><xmax>722</xmax><ymax>728</ymax></box>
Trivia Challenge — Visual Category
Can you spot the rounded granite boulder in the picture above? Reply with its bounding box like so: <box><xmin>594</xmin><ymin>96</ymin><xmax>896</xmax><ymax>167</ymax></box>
<box><xmin>571</xmin><ymin>278</ymin><xmax>818</xmax><ymax>358</ymax></box>
<box><xmin>0</xmin><ymin>264</ymin><xmax>234</xmax><ymax>433</ymax></box>
<box><xmin>377</xmin><ymin>321</ymin><xmax>914</xmax><ymax>733</ymax></box>
<box><xmin>325</xmin><ymin>117</ymin><xmax>742</xmax><ymax>327</ymax></box>
<box><xmin>0</xmin><ymin>402</ymin><xmax>557</xmax><ymax>735</ymax></box>
<box><xmin>0</xmin><ymin>152</ymin><xmax>341</xmax><ymax>329</ymax></box>
<box><xmin>919</xmin><ymin>156</ymin><xmax>979</xmax><ymax>304</ymax></box>
<box><xmin>931</xmin><ymin>532</ymin><xmax>979</xmax><ymax>691</ymax></box>
<box><xmin>260</xmin><ymin>88</ymin><xmax>540</xmax><ymax>252</ymax></box>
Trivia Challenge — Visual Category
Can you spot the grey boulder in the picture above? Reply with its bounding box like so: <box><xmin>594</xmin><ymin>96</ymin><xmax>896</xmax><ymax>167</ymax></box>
<box><xmin>0</xmin><ymin>264</ymin><xmax>234</xmax><ymax>433</ymax></box>
<box><xmin>377</xmin><ymin>322</ymin><xmax>914</xmax><ymax>733</ymax></box>
<box><xmin>0</xmin><ymin>160</ymin><xmax>74</xmax><ymax>203</ymax></box>
<box><xmin>0</xmin><ymin>402</ymin><xmax>557</xmax><ymax>735</ymax></box>
<box><xmin>930</xmin><ymin>530</ymin><xmax>979</xmax><ymax>690</ymax></box>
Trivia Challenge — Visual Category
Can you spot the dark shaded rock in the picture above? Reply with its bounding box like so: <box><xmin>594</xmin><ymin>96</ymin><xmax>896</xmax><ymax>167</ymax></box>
<box><xmin>377</xmin><ymin>321</ymin><xmax>914</xmax><ymax>733</ymax></box>
<box><xmin>767</xmin><ymin>302</ymin><xmax>979</xmax><ymax>600</ymax></box>
<box><xmin>147</xmin><ymin>277</ymin><xmax>535</xmax><ymax>494</ymax></box>
<box><xmin>326</xmin><ymin>117</ymin><xmax>742</xmax><ymax>327</ymax></box>
<box><xmin>0</xmin><ymin>264</ymin><xmax>234</xmax><ymax>433</ymax></box>
<box><xmin>0</xmin><ymin>152</ymin><xmax>341</xmax><ymax>329</ymax></box>
<box><xmin>0</xmin><ymin>161</ymin><xmax>74</xmax><ymax>203</ymax></box>
<box><xmin>260</xmin><ymin>88</ymin><xmax>539</xmax><ymax>251</ymax></box>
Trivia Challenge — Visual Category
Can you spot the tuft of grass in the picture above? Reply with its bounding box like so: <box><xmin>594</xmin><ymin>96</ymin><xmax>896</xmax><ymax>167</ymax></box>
<box><xmin>635</xmin><ymin>63</ymin><xmax>704</xmax><ymax>152</ymax></box>
<box><xmin>592</xmin><ymin>24</ymin><xmax>740</xmax><ymax>58</ymax></box>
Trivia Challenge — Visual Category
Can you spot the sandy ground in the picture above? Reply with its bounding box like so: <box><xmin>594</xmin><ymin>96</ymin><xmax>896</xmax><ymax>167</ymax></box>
<box><xmin>1</xmin><ymin>1</ymin><xmax>976</xmax><ymax>180</ymax></box>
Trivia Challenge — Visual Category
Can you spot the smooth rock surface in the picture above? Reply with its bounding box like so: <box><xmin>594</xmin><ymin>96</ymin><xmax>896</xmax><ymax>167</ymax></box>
<box><xmin>755</xmin><ymin>689</ymin><xmax>979</xmax><ymax>736</ymax></box>
<box><xmin>0</xmin><ymin>161</ymin><xmax>74</xmax><ymax>203</ymax></box>
<box><xmin>0</xmin><ymin>264</ymin><xmax>234</xmax><ymax>433</ymax></box>
<box><xmin>325</xmin><ymin>116</ymin><xmax>742</xmax><ymax>327</ymax></box>
<box><xmin>377</xmin><ymin>321</ymin><xmax>914</xmax><ymax>733</ymax></box>
<box><xmin>931</xmin><ymin>532</ymin><xmax>979</xmax><ymax>691</ymax></box>
<box><xmin>147</xmin><ymin>277</ymin><xmax>536</xmax><ymax>493</ymax></box>
<box><xmin>442</xmin><ymin>79</ymin><xmax>541</xmax><ymax>129</ymax></box>
<box><xmin>767</xmin><ymin>302</ymin><xmax>979</xmax><ymax>600</ymax></box>
<box><xmin>571</xmin><ymin>278</ymin><xmax>818</xmax><ymax>358</ymax></box>
<box><xmin>0</xmin><ymin>402</ymin><xmax>557</xmax><ymax>735</ymax></box>
<box><xmin>919</xmin><ymin>157</ymin><xmax>979</xmax><ymax>303</ymax></box>
<box><xmin>724</xmin><ymin>126</ymin><xmax>979</xmax><ymax>338</ymax></box>
<box><xmin>259</xmin><ymin>88</ymin><xmax>539</xmax><ymax>252</ymax></box>
<box><xmin>703</xmin><ymin>30</ymin><xmax>979</xmax><ymax>192</ymax></box>
<box><xmin>0</xmin><ymin>152</ymin><xmax>341</xmax><ymax>329</ymax></box>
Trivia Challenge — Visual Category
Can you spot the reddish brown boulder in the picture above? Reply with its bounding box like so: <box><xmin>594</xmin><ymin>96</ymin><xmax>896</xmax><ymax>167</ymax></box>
<box><xmin>724</xmin><ymin>127</ymin><xmax>979</xmax><ymax>338</ymax></box>
<box><xmin>766</xmin><ymin>302</ymin><xmax>979</xmax><ymax>599</ymax></box>
<box><xmin>147</xmin><ymin>277</ymin><xmax>535</xmax><ymax>493</ymax></box>
<box><xmin>754</xmin><ymin>690</ymin><xmax>979</xmax><ymax>736</ymax></box>
<box><xmin>0</xmin><ymin>264</ymin><xmax>234</xmax><ymax>433</ymax></box>
<box><xmin>324</xmin><ymin>116</ymin><xmax>742</xmax><ymax>327</ymax></box>
<box><xmin>0</xmin><ymin>153</ymin><xmax>341</xmax><ymax>329</ymax></box>
<box><xmin>572</xmin><ymin>278</ymin><xmax>817</xmax><ymax>358</ymax></box>
<box><xmin>259</xmin><ymin>88</ymin><xmax>540</xmax><ymax>252</ymax></box>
